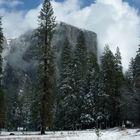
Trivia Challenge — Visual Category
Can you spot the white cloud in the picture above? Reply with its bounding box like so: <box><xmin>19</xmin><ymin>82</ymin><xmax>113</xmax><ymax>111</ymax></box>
<box><xmin>0</xmin><ymin>0</ymin><xmax>23</xmax><ymax>7</ymax></box>
<box><xmin>0</xmin><ymin>4</ymin><xmax>40</xmax><ymax>38</ymax></box>
<box><xmin>52</xmin><ymin>0</ymin><xmax>140</xmax><ymax>70</ymax></box>
<box><xmin>0</xmin><ymin>0</ymin><xmax>140</xmax><ymax>69</ymax></box>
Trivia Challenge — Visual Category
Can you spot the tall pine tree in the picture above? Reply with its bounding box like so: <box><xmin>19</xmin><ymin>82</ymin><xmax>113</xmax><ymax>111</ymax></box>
<box><xmin>54</xmin><ymin>39</ymin><xmax>73</xmax><ymax>130</ymax></box>
<box><xmin>71</xmin><ymin>31</ymin><xmax>87</xmax><ymax>129</ymax></box>
<box><xmin>0</xmin><ymin>17</ymin><xmax>5</xmax><ymax>131</ymax></box>
<box><xmin>122</xmin><ymin>58</ymin><xmax>138</xmax><ymax>125</ymax></box>
<box><xmin>99</xmin><ymin>45</ymin><xmax>116</xmax><ymax>128</ymax></box>
<box><xmin>133</xmin><ymin>45</ymin><xmax>140</xmax><ymax>123</ymax></box>
<box><xmin>81</xmin><ymin>52</ymin><xmax>99</xmax><ymax>129</ymax></box>
<box><xmin>37</xmin><ymin>0</ymin><xmax>56</xmax><ymax>134</ymax></box>
<box><xmin>125</xmin><ymin>58</ymin><xmax>135</xmax><ymax>85</ymax></box>
<box><xmin>134</xmin><ymin>45</ymin><xmax>140</xmax><ymax>80</ymax></box>
<box><xmin>114</xmin><ymin>47</ymin><xmax>123</xmax><ymax>126</ymax></box>
<box><xmin>99</xmin><ymin>46</ymin><xmax>123</xmax><ymax>128</ymax></box>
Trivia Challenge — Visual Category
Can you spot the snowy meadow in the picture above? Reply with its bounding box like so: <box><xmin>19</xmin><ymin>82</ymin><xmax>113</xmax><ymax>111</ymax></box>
<box><xmin>0</xmin><ymin>128</ymin><xmax>140</xmax><ymax>140</ymax></box>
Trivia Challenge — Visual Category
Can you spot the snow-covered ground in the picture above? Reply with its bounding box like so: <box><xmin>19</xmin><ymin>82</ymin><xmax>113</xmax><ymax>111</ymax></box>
<box><xmin>0</xmin><ymin>128</ymin><xmax>140</xmax><ymax>140</ymax></box>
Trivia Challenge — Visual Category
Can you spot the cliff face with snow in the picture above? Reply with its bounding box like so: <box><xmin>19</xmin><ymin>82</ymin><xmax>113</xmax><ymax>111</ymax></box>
<box><xmin>3</xmin><ymin>22</ymin><xmax>97</xmax><ymax>97</ymax></box>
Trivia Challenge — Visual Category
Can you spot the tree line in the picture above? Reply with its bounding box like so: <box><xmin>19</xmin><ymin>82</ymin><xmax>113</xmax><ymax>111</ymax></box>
<box><xmin>0</xmin><ymin>0</ymin><xmax>140</xmax><ymax>133</ymax></box>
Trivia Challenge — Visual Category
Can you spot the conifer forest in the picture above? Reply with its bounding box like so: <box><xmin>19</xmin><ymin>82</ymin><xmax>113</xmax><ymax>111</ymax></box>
<box><xmin>0</xmin><ymin>0</ymin><xmax>140</xmax><ymax>138</ymax></box>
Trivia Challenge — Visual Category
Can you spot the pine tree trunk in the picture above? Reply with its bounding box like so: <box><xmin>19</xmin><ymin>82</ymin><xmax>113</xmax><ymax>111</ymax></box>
<box><xmin>41</xmin><ymin>94</ymin><xmax>46</xmax><ymax>135</ymax></box>
<box><xmin>41</xmin><ymin>126</ymin><xmax>45</xmax><ymax>135</ymax></box>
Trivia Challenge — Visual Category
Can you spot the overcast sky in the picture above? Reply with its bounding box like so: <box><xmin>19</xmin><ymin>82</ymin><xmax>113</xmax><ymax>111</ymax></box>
<box><xmin>0</xmin><ymin>0</ymin><xmax>140</xmax><ymax>70</ymax></box>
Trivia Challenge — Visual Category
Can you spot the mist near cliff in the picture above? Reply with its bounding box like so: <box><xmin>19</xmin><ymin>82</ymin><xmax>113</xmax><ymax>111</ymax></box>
<box><xmin>1</xmin><ymin>0</ymin><xmax>140</xmax><ymax>69</ymax></box>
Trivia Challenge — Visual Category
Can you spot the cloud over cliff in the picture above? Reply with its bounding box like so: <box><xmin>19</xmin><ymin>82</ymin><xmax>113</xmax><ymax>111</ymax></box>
<box><xmin>1</xmin><ymin>0</ymin><xmax>140</xmax><ymax>69</ymax></box>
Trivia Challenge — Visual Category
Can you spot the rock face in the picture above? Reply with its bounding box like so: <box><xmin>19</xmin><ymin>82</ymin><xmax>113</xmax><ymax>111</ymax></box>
<box><xmin>3</xmin><ymin>22</ymin><xmax>97</xmax><ymax>97</ymax></box>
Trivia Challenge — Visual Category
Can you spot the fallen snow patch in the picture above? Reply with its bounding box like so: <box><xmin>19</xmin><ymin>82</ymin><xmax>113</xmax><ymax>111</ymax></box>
<box><xmin>0</xmin><ymin>128</ymin><xmax>140</xmax><ymax>140</ymax></box>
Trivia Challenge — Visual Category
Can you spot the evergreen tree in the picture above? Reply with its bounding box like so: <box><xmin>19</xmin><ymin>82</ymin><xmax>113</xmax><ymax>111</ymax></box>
<box><xmin>7</xmin><ymin>95</ymin><xmax>21</xmax><ymax>131</ymax></box>
<box><xmin>99</xmin><ymin>45</ymin><xmax>117</xmax><ymax>128</ymax></box>
<box><xmin>30</xmin><ymin>87</ymin><xmax>41</xmax><ymax>131</ymax></box>
<box><xmin>125</xmin><ymin>58</ymin><xmax>135</xmax><ymax>86</ymax></box>
<box><xmin>114</xmin><ymin>47</ymin><xmax>123</xmax><ymax>126</ymax></box>
<box><xmin>98</xmin><ymin>46</ymin><xmax>123</xmax><ymax>128</ymax></box>
<box><xmin>133</xmin><ymin>45</ymin><xmax>140</xmax><ymax>123</ymax></box>
<box><xmin>0</xmin><ymin>17</ymin><xmax>5</xmax><ymax>131</ymax></box>
<box><xmin>81</xmin><ymin>52</ymin><xmax>99</xmax><ymax>129</ymax></box>
<box><xmin>121</xmin><ymin>59</ymin><xmax>138</xmax><ymax>125</ymax></box>
<box><xmin>20</xmin><ymin>78</ymin><xmax>33</xmax><ymax>131</ymax></box>
<box><xmin>134</xmin><ymin>45</ymin><xmax>140</xmax><ymax>79</ymax></box>
<box><xmin>0</xmin><ymin>17</ymin><xmax>3</xmax><ymax>78</ymax></box>
<box><xmin>54</xmin><ymin>39</ymin><xmax>73</xmax><ymax>130</ymax></box>
<box><xmin>0</xmin><ymin>89</ymin><xmax>5</xmax><ymax>131</ymax></box>
<box><xmin>37</xmin><ymin>0</ymin><xmax>56</xmax><ymax>134</ymax></box>
<box><xmin>115</xmin><ymin>47</ymin><xmax>123</xmax><ymax>79</ymax></box>
<box><xmin>71</xmin><ymin>31</ymin><xmax>87</xmax><ymax>129</ymax></box>
<box><xmin>4</xmin><ymin>64</ymin><xmax>24</xmax><ymax>131</ymax></box>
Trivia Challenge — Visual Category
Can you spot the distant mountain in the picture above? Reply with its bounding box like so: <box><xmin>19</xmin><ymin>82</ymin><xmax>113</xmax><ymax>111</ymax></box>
<box><xmin>3</xmin><ymin>22</ymin><xmax>97</xmax><ymax>97</ymax></box>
